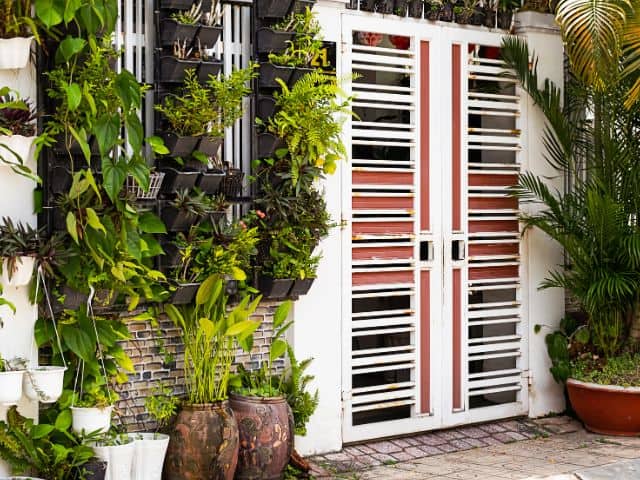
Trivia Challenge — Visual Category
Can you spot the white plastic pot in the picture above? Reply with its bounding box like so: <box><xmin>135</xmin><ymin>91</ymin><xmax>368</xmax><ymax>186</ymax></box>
<box><xmin>0</xmin><ymin>371</ymin><xmax>25</xmax><ymax>405</ymax></box>
<box><xmin>71</xmin><ymin>405</ymin><xmax>113</xmax><ymax>435</ymax></box>
<box><xmin>0</xmin><ymin>135</ymin><xmax>36</xmax><ymax>165</ymax></box>
<box><xmin>131</xmin><ymin>433</ymin><xmax>170</xmax><ymax>480</ymax></box>
<box><xmin>0</xmin><ymin>37</ymin><xmax>34</xmax><ymax>70</ymax></box>
<box><xmin>1</xmin><ymin>256</ymin><xmax>35</xmax><ymax>287</ymax></box>
<box><xmin>23</xmin><ymin>366</ymin><xmax>67</xmax><ymax>404</ymax></box>
<box><xmin>92</xmin><ymin>438</ymin><xmax>135</xmax><ymax>480</ymax></box>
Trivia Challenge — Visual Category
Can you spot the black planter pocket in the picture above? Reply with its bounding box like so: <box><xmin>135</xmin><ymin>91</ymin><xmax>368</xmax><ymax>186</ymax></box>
<box><xmin>439</xmin><ymin>3</ymin><xmax>453</xmax><ymax>21</ymax></box>
<box><xmin>198</xmin><ymin>60</ymin><xmax>223</xmax><ymax>82</ymax></box>
<box><xmin>196</xmin><ymin>169</ymin><xmax>225</xmax><ymax>194</ymax></box>
<box><xmin>257</xmin><ymin>132</ymin><xmax>285</xmax><ymax>159</ymax></box>
<box><xmin>170</xmin><ymin>282</ymin><xmax>201</xmax><ymax>304</ymax></box>
<box><xmin>394</xmin><ymin>0</ymin><xmax>409</xmax><ymax>16</ymax></box>
<box><xmin>289</xmin><ymin>67</ymin><xmax>314</xmax><ymax>86</ymax></box>
<box><xmin>160</xmin><ymin>0</ymin><xmax>194</xmax><ymax>8</ymax></box>
<box><xmin>484</xmin><ymin>8</ymin><xmax>496</xmax><ymax>27</ymax></box>
<box><xmin>360</xmin><ymin>0</ymin><xmax>376</xmax><ymax>11</ymax></box>
<box><xmin>84</xmin><ymin>459</ymin><xmax>108</xmax><ymax>480</ymax></box>
<box><xmin>161</xmin><ymin>206</ymin><xmax>200</xmax><ymax>232</ymax></box>
<box><xmin>159</xmin><ymin>56</ymin><xmax>200</xmax><ymax>83</ymax></box>
<box><xmin>160</xmin><ymin>239</ymin><xmax>182</xmax><ymax>268</ymax></box>
<box><xmin>257</xmin><ymin>95</ymin><xmax>278</xmax><ymax>120</ymax></box>
<box><xmin>256</xmin><ymin>0</ymin><xmax>295</xmax><ymax>18</ymax></box>
<box><xmin>221</xmin><ymin>168</ymin><xmax>244</xmax><ymax>198</ymax></box>
<box><xmin>377</xmin><ymin>0</ymin><xmax>395</xmax><ymax>13</ymax></box>
<box><xmin>289</xmin><ymin>278</ymin><xmax>315</xmax><ymax>297</ymax></box>
<box><xmin>426</xmin><ymin>5</ymin><xmax>440</xmax><ymax>20</ymax></box>
<box><xmin>62</xmin><ymin>287</ymin><xmax>115</xmax><ymax>310</ymax></box>
<box><xmin>225</xmin><ymin>278</ymin><xmax>239</xmax><ymax>296</ymax></box>
<box><xmin>497</xmin><ymin>10</ymin><xmax>512</xmax><ymax>29</ymax></box>
<box><xmin>408</xmin><ymin>0</ymin><xmax>424</xmax><ymax>17</ymax></box>
<box><xmin>197</xmin><ymin>136</ymin><xmax>223</xmax><ymax>157</ymax></box>
<box><xmin>256</xmin><ymin>28</ymin><xmax>296</xmax><ymax>54</ymax></box>
<box><xmin>471</xmin><ymin>6</ymin><xmax>485</xmax><ymax>25</ymax></box>
<box><xmin>196</xmin><ymin>25</ymin><xmax>223</xmax><ymax>48</ymax></box>
<box><xmin>159</xmin><ymin>19</ymin><xmax>199</xmax><ymax>47</ymax></box>
<box><xmin>259</xmin><ymin>276</ymin><xmax>294</xmax><ymax>299</ymax></box>
<box><xmin>259</xmin><ymin>63</ymin><xmax>294</xmax><ymax>88</ymax></box>
<box><xmin>159</xmin><ymin>168</ymin><xmax>200</xmax><ymax>194</ymax></box>
<box><xmin>161</xmin><ymin>132</ymin><xmax>200</xmax><ymax>158</ymax></box>
<box><xmin>49</xmin><ymin>166</ymin><xmax>72</xmax><ymax>195</ymax></box>
<box><xmin>291</xmin><ymin>0</ymin><xmax>316</xmax><ymax>14</ymax></box>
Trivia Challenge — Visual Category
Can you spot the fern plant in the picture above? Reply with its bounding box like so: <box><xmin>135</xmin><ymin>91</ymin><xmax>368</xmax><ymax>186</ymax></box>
<box><xmin>281</xmin><ymin>347</ymin><xmax>319</xmax><ymax>436</ymax></box>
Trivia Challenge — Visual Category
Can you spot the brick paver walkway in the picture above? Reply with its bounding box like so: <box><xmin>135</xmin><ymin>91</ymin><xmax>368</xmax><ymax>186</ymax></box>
<box><xmin>309</xmin><ymin>416</ymin><xmax>640</xmax><ymax>479</ymax></box>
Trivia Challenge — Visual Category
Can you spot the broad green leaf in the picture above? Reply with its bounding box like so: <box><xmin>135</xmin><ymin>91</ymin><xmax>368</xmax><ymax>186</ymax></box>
<box><xmin>94</xmin><ymin>114</ymin><xmax>119</xmax><ymax>157</ymax></box>
<box><xmin>125</xmin><ymin>113</ymin><xmax>143</xmax><ymax>152</ymax></box>
<box><xmin>54</xmin><ymin>409</ymin><xmax>72</xmax><ymax>431</ymax></box>
<box><xmin>231</xmin><ymin>266</ymin><xmax>247</xmax><ymax>281</ymax></box>
<box><xmin>225</xmin><ymin>319</ymin><xmax>259</xmax><ymax>337</ymax></box>
<box><xmin>56</xmin><ymin>37</ymin><xmax>86</xmax><ymax>63</ymax></box>
<box><xmin>36</xmin><ymin>0</ymin><xmax>64</xmax><ymax>28</ymax></box>
<box><xmin>111</xmin><ymin>265</ymin><xmax>126</xmax><ymax>282</ymax></box>
<box><xmin>63</xmin><ymin>0</ymin><xmax>82</xmax><ymax>24</ymax></box>
<box><xmin>31</xmin><ymin>423</ymin><xmax>54</xmax><ymax>439</ymax></box>
<box><xmin>273</xmin><ymin>300</ymin><xmax>291</xmax><ymax>329</ymax></box>
<box><xmin>68</xmin><ymin>126</ymin><xmax>91</xmax><ymax>164</ymax></box>
<box><xmin>66</xmin><ymin>212</ymin><xmax>79</xmax><ymax>244</ymax></box>
<box><xmin>65</xmin><ymin>83</ymin><xmax>82</xmax><ymax>111</ymax></box>
<box><xmin>196</xmin><ymin>275</ymin><xmax>222</xmax><ymax>306</ymax></box>
<box><xmin>129</xmin><ymin>158</ymin><xmax>150</xmax><ymax>192</ymax></box>
<box><xmin>200</xmin><ymin>317</ymin><xmax>215</xmax><ymax>339</ymax></box>
<box><xmin>147</xmin><ymin>135</ymin><xmax>169</xmax><ymax>155</ymax></box>
<box><xmin>101</xmin><ymin>158</ymin><xmax>127</xmax><ymax>202</ymax></box>
<box><xmin>63</xmin><ymin>327</ymin><xmax>94</xmax><ymax>362</ymax></box>
<box><xmin>269</xmin><ymin>338</ymin><xmax>287</xmax><ymax>362</ymax></box>
<box><xmin>138</xmin><ymin>212</ymin><xmax>166</xmax><ymax>234</ymax></box>
<box><xmin>85</xmin><ymin>208</ymin><xmax>106</xmax><ymax>234</ymax></box>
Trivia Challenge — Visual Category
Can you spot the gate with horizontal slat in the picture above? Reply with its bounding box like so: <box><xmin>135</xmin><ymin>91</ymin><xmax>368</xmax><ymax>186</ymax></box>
<box><xmin>340</xmin><ymin>13</ymin><xmax>529</xmax><ymax>443</ymax></box>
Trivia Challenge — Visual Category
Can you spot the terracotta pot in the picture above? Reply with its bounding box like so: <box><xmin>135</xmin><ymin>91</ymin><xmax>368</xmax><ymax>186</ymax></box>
<box><xmin>164</xmin><ymin>402</ymin><xmax>239</xmax><ymax>480</ymax></box>
<box><xmin>567</xmin><ymin>378</ymin><xmax>640</xmax><ymax>436</ymax></box>
<box><xmin>230</xmin><ymin>394</ymin><xmax>294</xmax><ymax>480</ymax></box>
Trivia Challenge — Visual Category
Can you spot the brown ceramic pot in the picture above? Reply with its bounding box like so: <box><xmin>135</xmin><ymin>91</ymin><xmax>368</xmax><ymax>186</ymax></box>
<box><xmin>163</xmin><ymin>401</ymin><xmax>239</xmax><ymax>480</ymax></box>
<box><xmin>229</xmin><ymin>393</ymin><xmax>294</xmax><ymax>480</ymax></box>
<box><xmin>567</xmin><ymin>378</ymin><xmax>640</xmax><ymax>436</ymax></box>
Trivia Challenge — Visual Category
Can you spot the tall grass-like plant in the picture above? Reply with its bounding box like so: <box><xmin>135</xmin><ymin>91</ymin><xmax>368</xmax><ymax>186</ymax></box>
<box><xmin>165</xmin><ymin>275</ymin><xmax>262</xmax><ymax>404</ymax></box>
<box><xmin>502</xmin><ymin>37</ymin><xmax>640</xmax><ymax>358</ymax></box>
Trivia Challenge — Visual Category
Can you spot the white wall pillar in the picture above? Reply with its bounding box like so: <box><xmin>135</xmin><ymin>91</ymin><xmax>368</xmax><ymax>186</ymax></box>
<box><xmin>515</xmin><ymin>12</ymin><xmax>567</xmax><ymax>417</ymax></box>
<box><xmin>292</xmin><ymin>0</ymin><xmax>347</xmax><ymax>456</ymax></box>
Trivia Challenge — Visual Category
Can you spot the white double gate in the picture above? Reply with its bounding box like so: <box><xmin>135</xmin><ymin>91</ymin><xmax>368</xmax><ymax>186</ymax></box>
<box><xmin>339</xmin><ymin>13</ymin><xmax>530</xmax><ymax>443</ymax></box>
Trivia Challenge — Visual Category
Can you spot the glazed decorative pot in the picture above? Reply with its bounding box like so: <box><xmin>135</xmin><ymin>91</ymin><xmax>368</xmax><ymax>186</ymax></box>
<box><xmin>230</xmin><ymin>394</ymin><xmax>294</xmax><ymax>480</ymax></box>
<box><xmin>164</xmin><ymin>402</ymin><xmax>239</xmax><ymax>480</ymax></box>
<box><xmin>567</xmin><ymin>378</ymin><xmax>640</xmax><ymax>436</ymax></box>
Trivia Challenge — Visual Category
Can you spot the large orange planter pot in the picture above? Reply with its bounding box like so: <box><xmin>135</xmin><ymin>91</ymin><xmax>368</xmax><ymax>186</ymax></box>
<box><xmin>567</xmin><ymin>378</ymin><xmax>640</xmax><ymax>436</ymax></box>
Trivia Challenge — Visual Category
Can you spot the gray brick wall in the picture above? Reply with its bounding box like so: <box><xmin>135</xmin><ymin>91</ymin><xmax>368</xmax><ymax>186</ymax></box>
<box><xmin>115</xmin><ymin>302</ymin><xmax>283</xmax><ymax>432</ymax></box>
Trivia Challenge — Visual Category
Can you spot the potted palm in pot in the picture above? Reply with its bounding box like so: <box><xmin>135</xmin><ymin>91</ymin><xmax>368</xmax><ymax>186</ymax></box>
<box><xmin>503</xmin><ymin>37</ymin><xmax>640</xmax><ymax>436</ymax></box>
<box><xmin>0</xmin><ymin>0</ymin><xmax>39</xmax><ymax>69</ymax></box>
<box><xmin>163</xmin><ymin>275</ymin><xmax>263</xmax><ymax>480</ymax></box>
<box><xmin>0</xmin><ymin>89</ymin><xmax>38</xmax><ymax>181</ymax></box>
<box><xmin>0</xmin><ymin>218</ymin><xmax>40</xmax><ymax>288</ymax></box>
<box><xmin>230</xmin><ymin>300</ymin><xmax>295</xmax><ymax>480</ymax></box>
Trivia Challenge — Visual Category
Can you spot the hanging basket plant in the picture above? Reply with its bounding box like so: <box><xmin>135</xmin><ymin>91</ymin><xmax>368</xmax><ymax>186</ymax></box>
<box><xmin>0</xmin><ymin>37</ymin><xmax>33</xmax><ymax>70</ymax></box>
<box><xmin>23</xmin><ymin>366</ymin><xmax>67</xmax><ymax>404</ymax></box>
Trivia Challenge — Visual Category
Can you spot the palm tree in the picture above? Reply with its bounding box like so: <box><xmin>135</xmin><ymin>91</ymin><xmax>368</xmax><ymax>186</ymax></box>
<box><xmin>501</xmin><ymin>37</ymin><xmax>640</xmax><ymax>357</ymax></box>
<box><xmin>555</xmin><ymin>0</ymin><xmax>640</xmax><ymax>107</ymax></box>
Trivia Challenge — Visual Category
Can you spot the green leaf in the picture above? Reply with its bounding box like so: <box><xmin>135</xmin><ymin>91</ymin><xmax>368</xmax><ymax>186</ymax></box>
<box><xmin>85</xmin><ymin>207</ymin><xmax>106</xmax><ymax>234</ymax></box>
<box><xmin>147</xmin><ymin>136</ymin><xmax>169</xmax><ymax>155</ymax></box>
<box><xmin>65</xmin><ymin>83</ymin><xmax>82</xmax><ymax>111</ymax></box>
<box><xmin>66</xmin><ymin>212</ymin><xmax>79</xmax><ymax>244</ymax></box>
<box><xmin>54</xmin><ymin>409</ymin><xmax>72</xmax><ymax>431</ymax></box>
<box><xmin>68</xmin><ymin>126</ymin><xmax>91</xmax><ymax>164</ymax></box>
<box><xmin>36</xmin><ymin>0</ymin><xmax>64</xmax><ymax>28</ymax></box>
<box><xmin>270</xmin><ymin>338</ymin><xmax>288</xmax><ymax>362</ymax></box>
<box><xmin>534</xmin><ymin>324</ymin><xmax>542</xmax><ymax>334</ymax></box>
<box><xmin>196</xmin><ymin>275</ymin><xmax>222</xmax><ymax>306</ymax></box>
<box><xmin>56</xmin><ymin>37</ymin><xmax>86</xmax><ymax>63</ymax></box>
<box><xmin>94</xmin><ymin>114</ymin><xmax>120</xmax><ymax>157</ymax></box>
<box><xmin>273</xmin><ymin>300</ymin><xmax>291</xmax><ymax>329</ymax></box>
<box><xmin>101</xmin><ymin>158</ymin><xmax>127</xmax><ymax>202</ymax></box>
<box><xmin>225</xmin><ymin>319</ymin><xmax>260</xmax><ymax>337</ymax></box>
<box><xmin>138</xmin><ymin>212</ymin><xmax>167</xmax><ymax>234</ymax></box>
<box><xmin>63</xmin><ymin>327</ymin><xmax>94</xmax><ymax>363</ymax></box>
<box><xmin>574</xmin><ymin>327</ymin><xmax>590</xmax><ymax>345</ymax></box>
<box><xmin>231</xmin><ymin>266</ymin><xmax>247</xmax><ymax>281</ymax></box>
<box><xmin>31</xmin><ymin>423</ymin><xmax>55</xmax><ymax>439</ymax></box>
<box><xmin>126</xmin><ymin>113</ymin><xmax>143</xmax><ymax>152</ymax></box>
<box><xmin>63</xmin><ymin>0</ymin><xmax>82</xmax><ymax>24</ymax></box>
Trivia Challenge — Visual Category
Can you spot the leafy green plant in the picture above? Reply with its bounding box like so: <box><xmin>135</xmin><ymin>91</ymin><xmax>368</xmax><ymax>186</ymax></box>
<box><xmin>0</xmin><ymin>90</ymin><xmax>36</xmax><ymax>136</ymax></box>
<box><xmin>234</xmin><ymin>300</ymin><xmax>292</xmax><ymax>398</ymax></box>
<box><xmin>280</xmin><ymin>348</ymin><xmax>318</xmax><ymax>436</ymax></box>
<box><xmin>0</xmin><ymin>406</ymin><xmax>94</xmax><ymax>480</ymax></box>
<box><xmin>0</xmin><ymin>217</ymin><xmax>40</xmax><ymax>279</ymax></box>
<box><xmin>268</xmin><ymin>8</ymin><xmax>323</xmax><ymax>68</ymax></box>
<box><xmin>0</xmin><ymin>0</ymin><xmax>41</xmax><ymax>42</ymax></box>
<box><xmin>572</xmin><ymin>352</ymin><xmax>640</xmax><ymax>387</ymax></box>
<box><xmin>145</xmin><ymin>382</ymin><xmax>180</xmax><ymax>435</ymax></box>
<box><xmin>165</xmin><ymin>276</ymin><xmax>263</xmax><ymax>404</ymax></box>
<box><xmin>170</xmin><ymin>1</ymin><xmax>202</xmax><ymax>24</ymax></box>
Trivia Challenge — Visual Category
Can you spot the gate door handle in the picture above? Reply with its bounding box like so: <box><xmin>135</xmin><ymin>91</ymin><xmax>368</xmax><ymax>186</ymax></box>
<box><xmin>452</xmin><ymin>240</ymin><xmax>465</xmax><ymax>261</ymax></box>
<box><xmin>420</xmin><ymin>240</ymin><xmax>434</xmax><ymax>262</ymax></box>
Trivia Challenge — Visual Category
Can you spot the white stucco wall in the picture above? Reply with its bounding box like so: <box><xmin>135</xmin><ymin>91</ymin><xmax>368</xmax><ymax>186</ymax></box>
<box><xmin>515</xmin><ymin>13</ymin><xmax>567</xmax><ymax>418</ymax></box>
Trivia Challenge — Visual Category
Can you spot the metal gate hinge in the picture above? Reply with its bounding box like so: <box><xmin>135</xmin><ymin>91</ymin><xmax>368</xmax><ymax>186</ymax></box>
<box><xmin>522</xmin><ymin>370</ymin><xmax>533</xmax><ymax>386</ymax></box>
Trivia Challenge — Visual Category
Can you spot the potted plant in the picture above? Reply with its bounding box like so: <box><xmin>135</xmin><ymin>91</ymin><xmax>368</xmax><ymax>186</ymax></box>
<box><xmin>196</xmin><ymin>158</ymin><xmax>226</xmax><ymax>194</ymax></box>
<box><xmin>256</xmin><ymin>11</ymin><xmax>303</xmax><ymax>55</ymax></box>
<box><xmin>426</xmin><ymin>0</ymin><xmax>442</xmax><ymax>20</ymax></box>
<box><xmin>131</xmin><ymin>383</ymin><xmax>179</xmax><ymax>480</ymax></box>
<box><xmin>376</xmin><ymin>0</ymin><xmax>395</xmax><ymax>13</ymax></box>
<box><xmin>161</xmin><ymin>189</ymin><xmax>209</xmax><ymax>232</ymax></box>
<box><xmin>453</xmin><ymin>0</ymin><xmax>477</xmax><ymax>24</ymax></box>
<box><xmin>256</xmin><ymin>0</ymin><xmax>296</xmax><ymax>19</ymax></box>
<box><xmin>503</xmin><ymin>37</ymin><xmax>640</xmax><ymax>436</ymax></box>
<box><xmin>70</xmin><ymin>381</ymin><xmax>116</xmax><ymax>435</ymax></box>
<box><xmin>23</xmin><ymin>365</ymin><xmax>67</xmax><ymax>404</ymax></box>
<box><xmin>230</xmin><ymin>300</ymin><xmax>294</xmax><ymax>480</ymax></box>
<box><xmin>160</xmin><ymin>2</ymin><xmax>202</xmax><ymax>47</ymax></box>
<box><xmin>0</xmin><ymin>357</ymin><xmax>26</xmax><ymax>406</ymax></box>
<box><xmin>394</xmin><ymin>0</ymin><xmax>410</xmax><ymax>15</ymax></box>
<box><xmin>497</xmin><ymin>0</ymin><xmax>517</xmax><ymax>28</ymax></box>
<box><xmin>408</xmin><ymin>0</ymin><xmax>424</xmax><ymax>17</ymax></box>
<box><xmin>163</xmin><ymin>276</ymin><xmax>263</xmax><ymax>480</ymax></box>
<box><xmin>159</xmin><ymin>39</ymin><xmax>201</xmax><ymax>83</ymax></box>
<box><xmin>0</xmin><ymin>0</ymin><xmax>39</xmax><ymax>69</ymax></box>
<box><xmin>196</xmin><ymin>0</ymin><xmax>224</xmax><ymax>47</ymax></box>
<box><xmin>289</xmin><ymin>253</ymin><xmax>319</xmax><ymax>297</ymax></box>
<box><xmin>0</xmin><ymin>89</ymin><xmax>39</xmax><ymax>180</ymax></box>
<box><xmin>90</xmin><ymin>433</ymin><xmax>136</xmax><ymax>480</ymax></box>
<box><xmin>439</xmin><ymin>0</ymin><xmax>454</xmax><ymax>20</ymax></box>
<box><xmin>258</xmin><ymin>247</ymin><xmax>296</xmax><ymax>299</ymax></box>
<box><xmin>0</xmin><ymin>218</ymin><xmax>40</xmax><ymax>287</ymax></box>
<box><xmin>483</xmin><ymin>0</ymin><xmax>497</xmax><ymax>26</ymax></box>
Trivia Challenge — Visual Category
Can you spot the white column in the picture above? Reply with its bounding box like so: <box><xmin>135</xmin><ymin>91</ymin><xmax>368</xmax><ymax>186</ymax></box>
<box><xmin>515</xmin><ymin>12</ymin><xmax>566</xmax><ymax>417</ymax></box>
<box><xmin>291</xmin><ymin>0</ymin><xmax>347</xmax><ymax>456</ymax></box>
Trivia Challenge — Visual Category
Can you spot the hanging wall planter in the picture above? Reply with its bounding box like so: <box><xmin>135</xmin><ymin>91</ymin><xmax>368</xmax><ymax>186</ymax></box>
<box><xmin>377</xmin><ymin>0</ymin><xmax>395</xmax><ymax>14</ymax></box>
<box><xmin>71</xmin><ymin>405</ymin><xmax>113</xmax><ymax>434</ymax></box>
<box><xmin>426</xmin><ymin>4</ymin><xmax>440</xmax><ymax>20</ymax></box>
<box><xmin>164</xmin><ymin>402</ymin><xmax>239</xmax><ymax>480</ymax></box>
<box><xmin>408</xmin><ymin>0</ymin><xmax>424</xmax><ymax>17</ymax></box>
<box><xmin>160</xmin><ymin>132</ymin><xmax>201</xmax><ymax>158</ymax></box>
<box><xmin>196</xmin><ymin>25</ymin><xmax>223</xmax><ymax>48</ymax></box>
<box><xmin>230</xmin><ymin>394</ymin><xmax>293</xmax><ymax>480</ymax></box>
<box><xmin>23</xmin><ymin>366</ymin><xmax>67</xmax><ymax>404</ymax></box>
<box><xmin>158</xmin><ymin>168</ymin><xmax>200</xmax><ymax>194</ymax></box>
<box><xmin>158</xmin><ymin>56</ymin><xmax>200</xmax><ymax>83</ymax></box>
<box><xmin>470</xmin><ymin>6</ymin><xmax>485</xmax><ymax>25</ymax></box>
<box><xmin>0</xmin><ymin>37</ymin><xmax>33</xmax><ymax>70</ymax></box>
<box><xmin>131</xmin><ymin>433</ymin><xmax>170</xmax><ymax>480</ymax></box>
<box><xmin>160</xmin><ymin>0</ymin><xmax>194</xmax><ymax>8</ymax></box>
<box><xmin>257</xmin><ymin>132</ymin><xmax>285</xmax><ymax>159</ymax></box>
<box><xmin>497</xmin><ymin>10</ymin><xmax>513</xmax><ymax>29</ymax></box>
<box><xmin>289</xmin><ymin>67</ymin><xmax>314</xmax><ymax>86</ymax></box>
<box><xmin>289</xmin><ymin>278</ymin><xmax>315</xmax><ymax>297</ymax></box>
<box><xmin>259</xmin><ymin>63</ymin><xmax>294</xmax><ymax>88</ymax></box>
<box><xmin>197</xmin><ymin>60</ymin><xmax>223</xmax><ymax>83</ymax></box>
<box><xmin>160</xmin><ymin>239</ymin><xmax>181</xmax><ymax>269</ymax></box>
<box><xmin>0</xmin><ymin>370</ymin><xmax>25</xmax><ymax>405</ymax></box>
<box><xmin>91</xmin><ymin>436</ymin><xmax>135</xmax><ymax>480</ymax></box>
<box><xmin>220</xmin><ymin>168</ymin><xmax>244</xmax><ymax>198</ymax></box>
<box><xmin>258</xmin><ymin>275</ymin><xmax>294</xmax><ymax>299</ymax></box>
<box><xmin>159</xmin><ymin>19</ymin><xmax>199</xmax><ymax>48</ymax></box>
<box><xmin>0</xmin><ymin>135</ymin><xmax>36</xmax><ymax>166</ymax></box>
<box><xmin>291</xmin><ymin>0</ymin><xmax>317</xmax><ymax>14</ymax></box>
<box><xmin>439</xmin><ymin>3</ymin><xmax>454</xmax><ymax>21</ymax></box>
<box><xmin>360</xmin><ymin>0</ymin><xmax>377</xmax><ymax>11</ymax></box>
<box><xmin>125</xmin><ymin>171</ymin><xmax>165</xmax><ymax>201</ymax></box>
<box><xmin>196</xmin><ymin>169</ymin><xmax>225</xmax><ymax>194</ymax></box>
<box><xmin>256</xmin><ymin>95</ymin><xmax>277</xmax><ymax>120</ymax></box>
<box><xmin>169</xmin><ymin>282</ymin><xmax>201</xmax><ymax>304</ymax></box>
<box><xmin>394</xmin><ymin>0</ymin><xmax>410</xmax><ymax>16</ymax></box>
<box><xmin>484</xmin><ymin>8</ymin><xmax>497</xmax><ymax>27</ymax></box>
<box><xmin>1</xmin><ymin>256</ymin><xmax>35</xmax><ymax>287</ymax></box>
<box><xmin>61</xmin><ymin>287</ymin><xmax>115</xmax><ymax>310</ymax></box>
<box><xmin>256</xmin><ymin>0</ymin><xmax>295</xmax><ymax>18</ymax></box>
<box><xmin>197</xmin><ymin>136</ymin><xmax>223</xmax><ymax>157</ymax></box>
<box><xmin>256</xmin><ymin>29</ymin><xmax>297</xmax><ymax>54</ymax></box>
<box><xmin>161</xmin><ymin>206</ymin><xmax>200</xmax><ymax>232</ymax></box>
